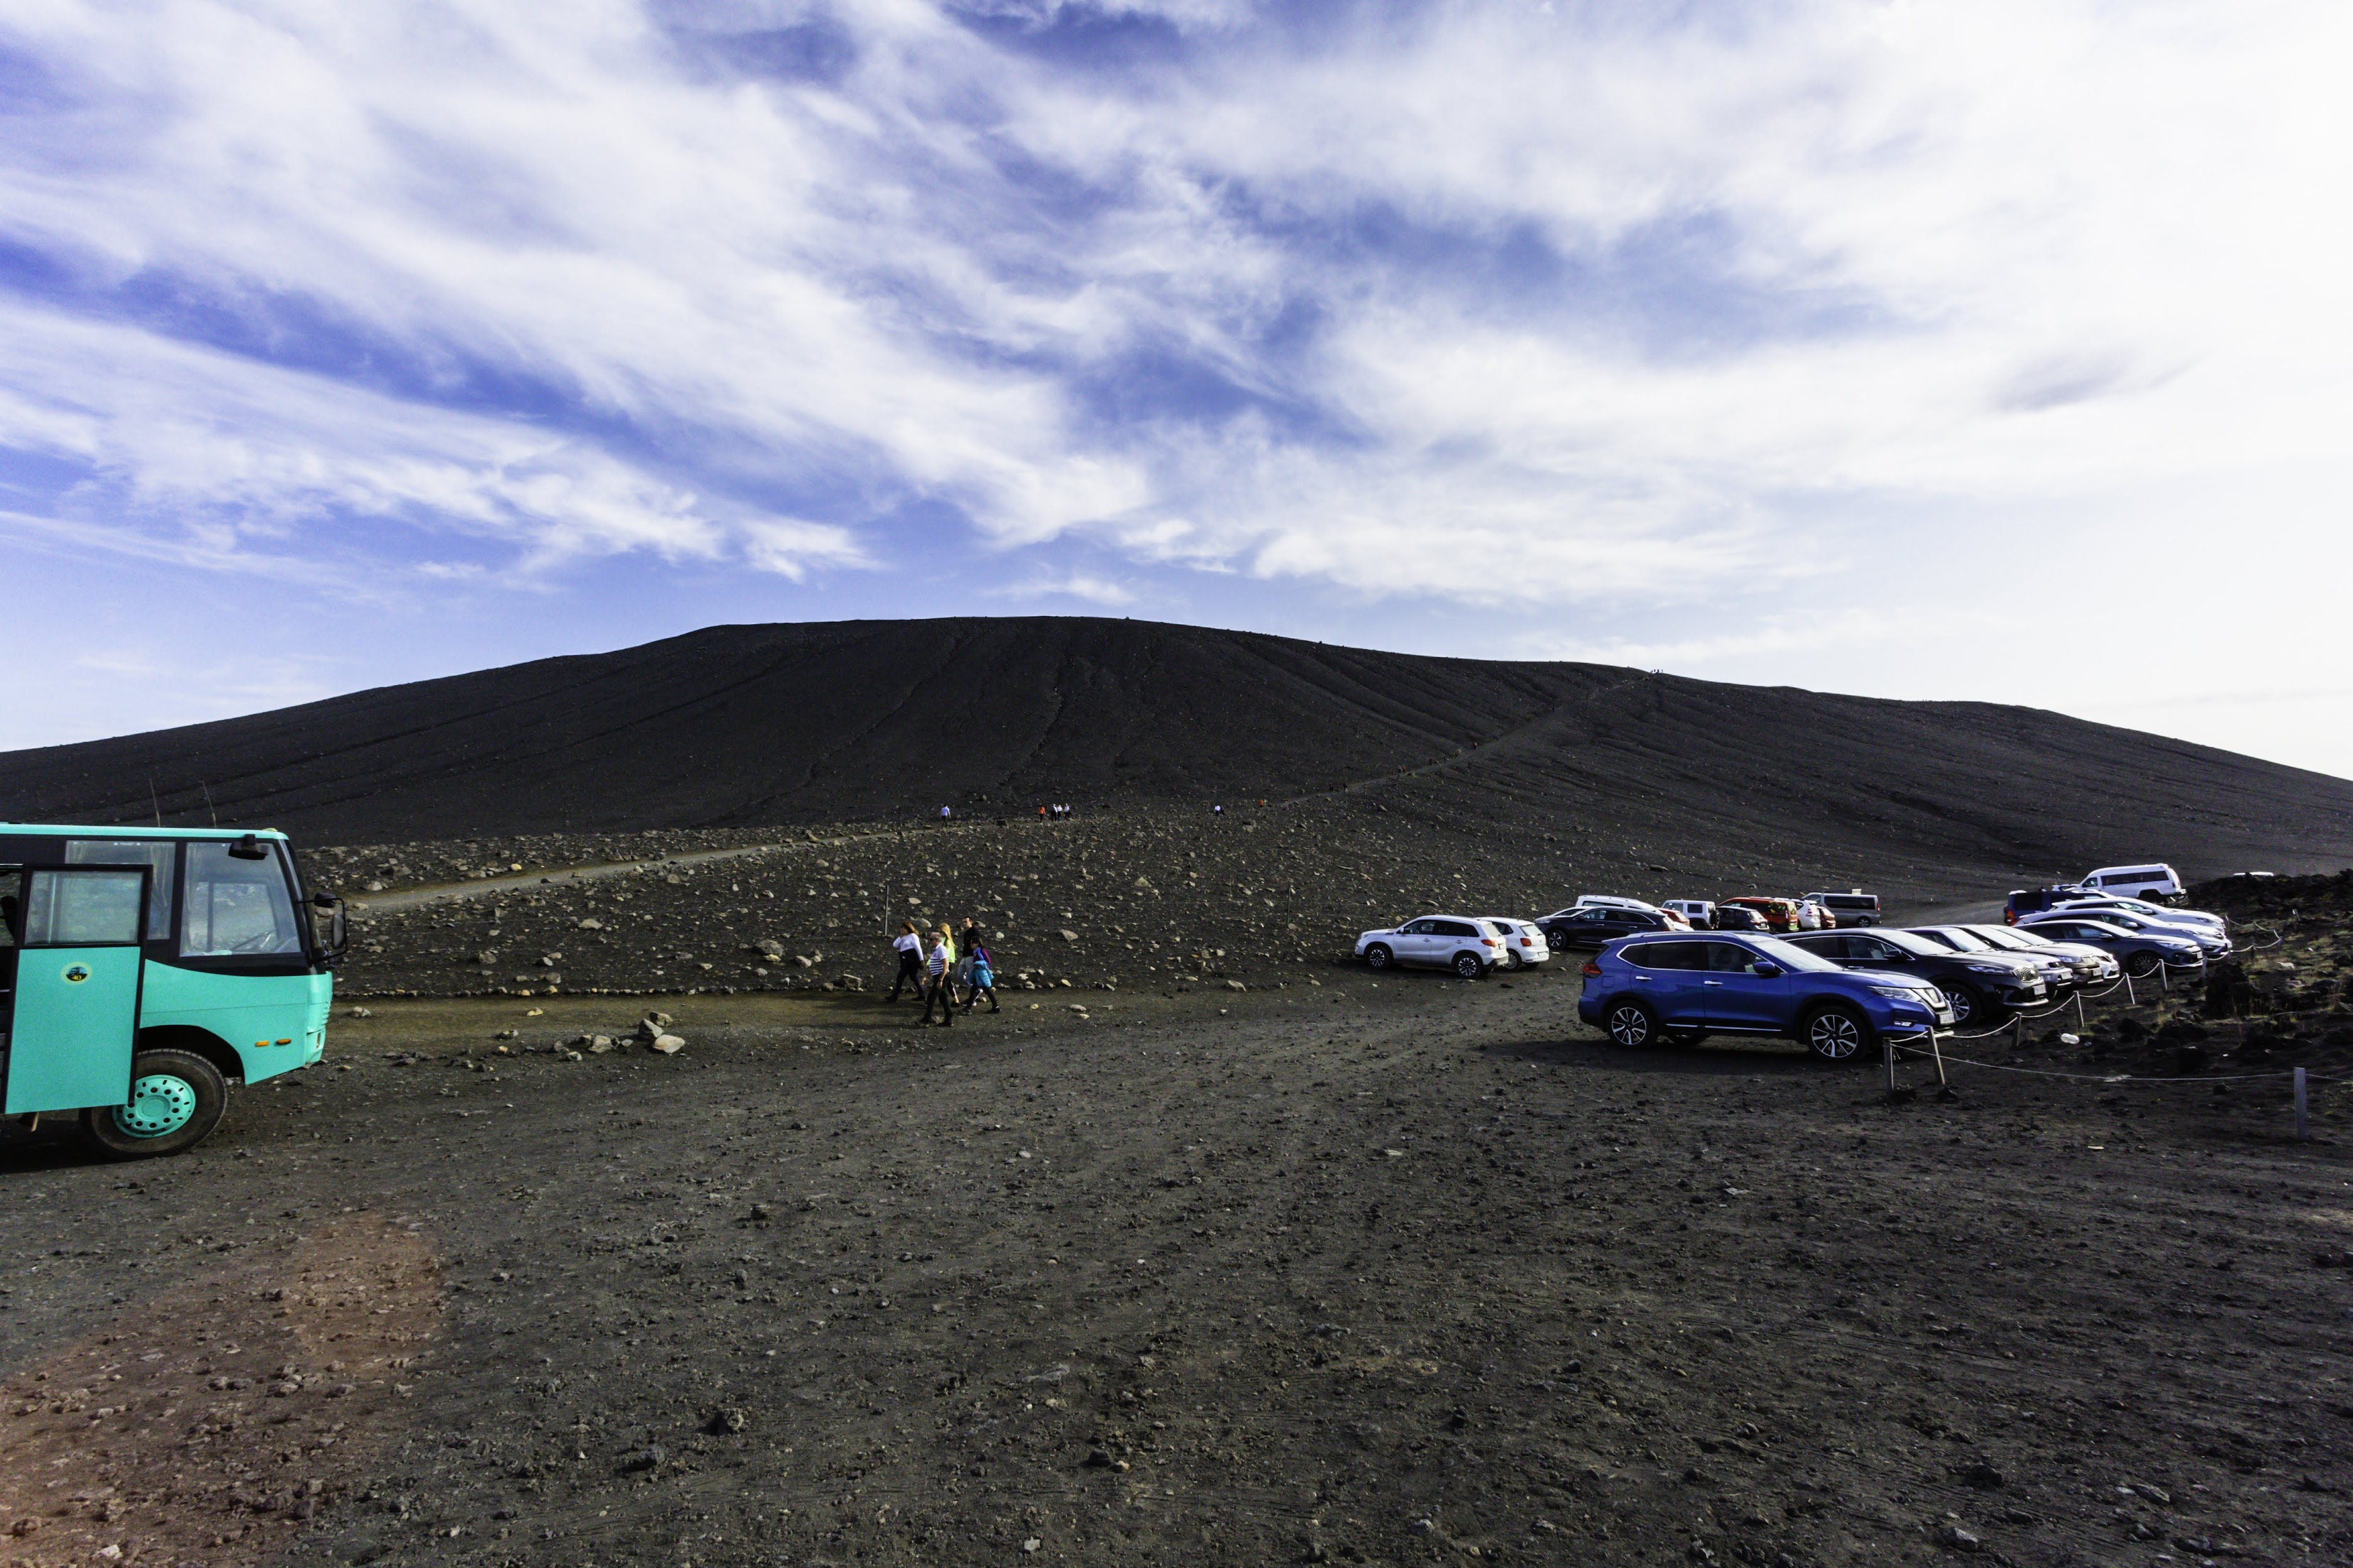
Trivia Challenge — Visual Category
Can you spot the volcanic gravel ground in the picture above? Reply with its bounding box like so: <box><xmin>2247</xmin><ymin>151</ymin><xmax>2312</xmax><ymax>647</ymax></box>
<box><xmin>4</xmin><ymin>970</ymin><xmax>2350</xmax><ymax>1568</ymax></box>
<box><xmin>321</xmin><ymin>807</ymin><xmax>2000</xmax><ymax>1002</ymax></box>
<box><xmin>18</xmin><ymin>619</ymin><xmax>2353</xmax><ymax>890</ymax></box>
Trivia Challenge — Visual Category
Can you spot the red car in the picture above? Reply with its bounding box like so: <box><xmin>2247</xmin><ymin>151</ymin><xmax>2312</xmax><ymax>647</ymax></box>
<box><xmin>1717</xmin><ymin>895</ymin><xmax>1801</xmax><ymax>933</ymax></box>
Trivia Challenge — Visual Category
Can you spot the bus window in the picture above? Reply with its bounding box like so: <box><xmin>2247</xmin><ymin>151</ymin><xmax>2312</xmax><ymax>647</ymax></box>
<box><xmin>66</xmin><ymin>840</ymin><xmax>177</xmax><ymax>939</ymax></box>
<box><xmin>182</xmin><ymin>841</ymin><xmax>304</xmax><ymax>956</ymax></box>
<box><xmin>22</xmin><ymin>868</ymin><xmax>147</xmax><ymax>945</ymax></box>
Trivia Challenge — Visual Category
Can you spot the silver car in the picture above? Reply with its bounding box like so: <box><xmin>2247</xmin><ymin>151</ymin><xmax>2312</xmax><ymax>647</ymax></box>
<box><xmin>1967</xmin><ymin>923</ymin><xmax>2121</xmax><ymax>981</ymax></box>
<box><xmin>1355</xmin><ymin>915</ymin><xmax>1508</xmax><ymax>977</ymax></box>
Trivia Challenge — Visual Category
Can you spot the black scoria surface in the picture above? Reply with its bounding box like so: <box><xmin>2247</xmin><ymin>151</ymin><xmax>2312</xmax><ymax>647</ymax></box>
<box><xmin>9</xmin><ymin>617</ymin><xmax>2352</xmax><ymax>885</ymax></box>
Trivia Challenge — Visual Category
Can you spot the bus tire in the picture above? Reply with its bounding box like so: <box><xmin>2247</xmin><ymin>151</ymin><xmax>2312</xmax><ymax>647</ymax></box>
<box><xmin>82</xmin><ymin>1050</ymin><xmax>227</xmax><ymax>1159</ymax></box>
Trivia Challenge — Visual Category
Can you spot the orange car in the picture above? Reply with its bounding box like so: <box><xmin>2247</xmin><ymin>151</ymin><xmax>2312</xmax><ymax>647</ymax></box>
<box><xmin>1718</xmin><ymin>895</ymin><xmax>1801</xmax><ymax>932</ymax></box>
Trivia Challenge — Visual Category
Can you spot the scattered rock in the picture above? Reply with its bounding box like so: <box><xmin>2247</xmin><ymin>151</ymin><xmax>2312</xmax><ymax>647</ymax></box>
<box><xmin>1959</xmin><ymin>1461</ymin><xmax>2003</xmax><ymax>1489</ymax></box>
<box><xmin>577</xmin><ymin>917</ymin><xmax>604</xmax><ymax>930</ymax></box>
<box><xmin>706</xmin><ymin>1408</ymin><xmax>748</xmax><ymax>1435</ymax></box>
<box><xmin>1937</xmin><ymin>1523</ymin><xmax>1983</xmax><ymax>1552</ymax></box>
<box><xmin>1224</xmin><ymin>979</ymin><xmax>1246</xmax><ymax>991</ymax></box>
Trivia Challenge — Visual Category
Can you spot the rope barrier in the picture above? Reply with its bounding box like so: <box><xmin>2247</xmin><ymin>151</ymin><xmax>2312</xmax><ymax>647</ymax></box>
<box><xmin>1889</xmin><ymin>1040</ymin><xmax>2350</xmax><ymax>1086</ymax></box>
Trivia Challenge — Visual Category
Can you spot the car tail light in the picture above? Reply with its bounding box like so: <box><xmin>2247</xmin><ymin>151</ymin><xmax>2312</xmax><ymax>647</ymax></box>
<box><xmin>1519</xmin><ymin>937</ymin><xmax>1532</xmax><ymax>946</ymax></box>
<box><xmin>1482</xmin><ymin>938</ymin><xmax>1498</xmax><ymax>947</ymax></box>
<box><xmin>1581</xmin><ymin>959</ymin><xmax>1602</xmax><ymax>978</ymax></box>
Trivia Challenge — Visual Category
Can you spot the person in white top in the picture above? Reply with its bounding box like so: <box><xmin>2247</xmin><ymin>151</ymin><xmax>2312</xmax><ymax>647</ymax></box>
<box><xmin>921</xmin><ymin>927</ymin><xmax>959</xmax><ymax>1027</ymax></box>
<box><xmin>887</xmin><ymin>919</ymin><xmax>924</xmax><ymax>1002</ymax></box>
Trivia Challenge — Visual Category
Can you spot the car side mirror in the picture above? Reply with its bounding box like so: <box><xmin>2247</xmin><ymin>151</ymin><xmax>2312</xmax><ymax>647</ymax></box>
<box><xmin>1750</xmin><ymin>961</ymin><xmax>1782</xmax><ymax>978</ymax></box>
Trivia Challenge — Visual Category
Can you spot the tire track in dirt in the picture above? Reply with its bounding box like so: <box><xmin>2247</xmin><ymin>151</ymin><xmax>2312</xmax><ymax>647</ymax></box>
<box><xmin>0</xmin><ymin>1216</ymin><xmax>443</xmax><ymax>1568</ymax></box>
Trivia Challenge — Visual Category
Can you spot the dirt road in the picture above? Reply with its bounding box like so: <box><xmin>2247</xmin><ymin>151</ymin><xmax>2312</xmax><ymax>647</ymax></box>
<box><xmin>4</xmin><ymin>965</ymin><xmax>2346</xmax><ymax>1568</ymax></box>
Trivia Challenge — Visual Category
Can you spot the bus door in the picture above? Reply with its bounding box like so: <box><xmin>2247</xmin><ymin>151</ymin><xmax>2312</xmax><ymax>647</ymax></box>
<box><xmin>2</xmin><ymin>865</ymin><xmax>150</xmax><ymax>1116</ymax></box>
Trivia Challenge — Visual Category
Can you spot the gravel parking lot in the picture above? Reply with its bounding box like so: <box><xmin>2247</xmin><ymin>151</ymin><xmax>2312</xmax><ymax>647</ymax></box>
<box><xmin>4</xmin><ymin>963</ymin><xmax>2347</xmax><ymax>1568</ymax></box>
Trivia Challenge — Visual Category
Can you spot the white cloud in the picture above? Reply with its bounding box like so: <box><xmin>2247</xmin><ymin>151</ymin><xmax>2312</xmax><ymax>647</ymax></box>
<box><xmin>0</xmin><ymin>0</ymin><xmax>2347</xmax><ymax>677</ymax></box>
<box><xmin>989</xmin><ymin>568</ymin><xmax>1138</xmax><ymax>607</ymax></box>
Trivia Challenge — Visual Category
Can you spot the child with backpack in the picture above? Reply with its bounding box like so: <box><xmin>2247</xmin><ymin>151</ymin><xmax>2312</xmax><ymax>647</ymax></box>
<box><xmin>961</xmin><ymin>939</ymin><xmax>1000</xmax><ymax>1013</ymax></box>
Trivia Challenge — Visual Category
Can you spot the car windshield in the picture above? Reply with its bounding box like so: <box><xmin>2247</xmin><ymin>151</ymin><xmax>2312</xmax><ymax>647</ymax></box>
<box><xmin>1874</xmin><ymin>929</ymin><xmax>1947</xmax><ymax>956</ymax></box>
<box><xmin>1966</xmin><ymin>927</ymin><xmax>2035</xmax><ymax>950</ymax></box>
<box><xmin>1746</xmin><ymin>936</ymin><xmax>1839</xmax><ymax>972</ymax></box>
<box><xmin>1930</xmin><ymin>927</ymin><xmax>1993</xmax><ymax>950</ymax></box>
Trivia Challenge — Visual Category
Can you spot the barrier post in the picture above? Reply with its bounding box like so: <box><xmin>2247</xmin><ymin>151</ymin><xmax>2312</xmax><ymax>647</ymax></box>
<box><xmin>2295</xmin><ymin>1066</ymin><xmax>2308</xmax><ymax>1141</ymax></box>
<box><xmin>1929</xmin><ymin>1030</ymin><xmax>1951</xmax><ymax>1094</ymax></box>
<box><xmin>2013</xmin><ymin>1012</ymin><xmax>2025</xmax><ymax>1053</ymax></box>
<box><xmin>2074</xmin><ymin>990</ymin><xmax>2088</xmax><ymax>1030</ymax></box>
<box><xmin>2159</xmin><ymin>961</ymin><xmax>2169</xmax><ymax>993</ymax></box>
<box><xmin>2124</xmin><ymin>970</ymin><xmax>2137</xmax><ymax>1006</ymax></box>
<box><xmin>1885</xmin><ymin>1035</ymin><xmax>1896</xmax><ymax>1099</ymax></box>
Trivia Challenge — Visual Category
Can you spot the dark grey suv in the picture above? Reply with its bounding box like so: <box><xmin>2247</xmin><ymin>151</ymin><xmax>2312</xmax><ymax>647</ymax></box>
<box><xmin>1540</xmin><ymin>905</ymin><xmax>1677</xmax><ymax>950</ymax></box>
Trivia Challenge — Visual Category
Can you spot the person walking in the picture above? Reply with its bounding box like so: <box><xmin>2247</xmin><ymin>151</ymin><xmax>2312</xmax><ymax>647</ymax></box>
<box><xmin>887</xmin><ymin>919</ymin><xmax>924</xmax><ymax>1002</ymax></box>
<box><xmin>921</xmin><ymin>926</ymin><xmax>958</xmax><ymax>1026</ymax></box>
<box><xmin>955</xmin><ymin>916</ymin><xmax>983</xmax><ymax>995</ymax></box>
<box><xmin>962</xmin><ymin>937</ymin><xmax>1000</xmax><ymax>1013</ymax></box>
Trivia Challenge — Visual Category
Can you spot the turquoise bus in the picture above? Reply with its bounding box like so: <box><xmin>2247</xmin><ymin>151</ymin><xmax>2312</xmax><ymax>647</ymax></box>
<box><xmin>0</xmin><ymin>824</ymin><xmax>344</xmax><ymax>1157</ymax></box>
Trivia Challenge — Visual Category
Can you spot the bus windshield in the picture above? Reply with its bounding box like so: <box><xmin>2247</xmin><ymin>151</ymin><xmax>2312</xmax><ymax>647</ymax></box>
<box><xmin>182</xmin><ymin>841</ymin><xmax>305</xmax><ymax>956</ymax></box>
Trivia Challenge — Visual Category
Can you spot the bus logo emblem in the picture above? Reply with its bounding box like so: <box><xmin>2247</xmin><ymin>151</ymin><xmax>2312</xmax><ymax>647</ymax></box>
<box><xmin>62</xmin><ymin>964</ymin><xmax>91</xmax><ymax>985</ymax></box>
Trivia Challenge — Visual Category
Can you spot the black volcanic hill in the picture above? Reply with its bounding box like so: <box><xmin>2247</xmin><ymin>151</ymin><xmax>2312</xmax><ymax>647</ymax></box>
<box><xmin>3</xmin><ymin>617</ymin><xmax>2349</xmax><ymax>886</ymax></box>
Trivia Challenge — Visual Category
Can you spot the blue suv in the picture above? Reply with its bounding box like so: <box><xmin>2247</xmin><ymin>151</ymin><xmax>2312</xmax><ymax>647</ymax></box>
<box><xmin>1576</xmin><ymin>932</ymin><xmax>1954</xmax><ymax>1063</ymax></box>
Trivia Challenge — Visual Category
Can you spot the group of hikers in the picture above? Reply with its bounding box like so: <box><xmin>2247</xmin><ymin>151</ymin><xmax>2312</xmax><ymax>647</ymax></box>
<box><xmin>886</xmin><ymin>917</ymin><xmax>1000</xmax><ymax>1025</ymax></box>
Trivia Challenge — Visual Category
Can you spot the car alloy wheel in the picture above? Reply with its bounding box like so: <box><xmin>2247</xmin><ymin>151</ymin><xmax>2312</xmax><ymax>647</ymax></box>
<box><xmin>1606</xmin><ymin>1002</ymin><xmax>1656</xmax><ymax>1049</ymax></box>
<box><xmin>1805</xmin><ymin>1007</ymin><xmax>1868</xmax><ymax>1063</ymax></box>
<box><xmin>1453</xmin><ymin>952</ymin><xmax>1483</xmax><ymax>980</ymax></box>
<box><xmin>1944</xmin><ymin>985</ymin><xmax>1981</xmax><ymax>1027</ymax></box>
<box><xmin>1365</xmin><ymin>944</ymin><xmax>1392</xmax><ymax>971</ymax></box>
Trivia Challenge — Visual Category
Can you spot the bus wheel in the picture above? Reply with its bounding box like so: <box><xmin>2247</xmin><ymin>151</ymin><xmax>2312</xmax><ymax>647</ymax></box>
<box><xmin>83</xmin><ymin>1050</ymin><xmax>227</xmax><ymax>1159</ymax></box>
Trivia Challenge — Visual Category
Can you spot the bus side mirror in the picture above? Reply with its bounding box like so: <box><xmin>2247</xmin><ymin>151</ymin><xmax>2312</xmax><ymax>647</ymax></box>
<box><xmin>229</xmin><ymin>834</ymin><xmax>269</xmax><ymax>861</ymax></box>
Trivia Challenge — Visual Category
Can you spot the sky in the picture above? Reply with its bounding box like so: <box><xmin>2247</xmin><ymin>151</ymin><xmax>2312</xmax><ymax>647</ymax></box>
<box><xmin>2</xmin><ymin>0</ymin><xmax>2350</xmax><ymax>778</ymax></box>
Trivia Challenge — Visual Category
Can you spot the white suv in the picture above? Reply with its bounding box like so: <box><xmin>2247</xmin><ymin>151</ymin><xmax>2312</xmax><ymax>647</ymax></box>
<box><xmin>1356</xmin><ymin>916</ymin><xmax>1507</xmax><ymax>977</ymax></box>
<box><xmin>1480</xmin><ymin>915</ymin><xmax>1551</xmax><ymax>968</ymax></box>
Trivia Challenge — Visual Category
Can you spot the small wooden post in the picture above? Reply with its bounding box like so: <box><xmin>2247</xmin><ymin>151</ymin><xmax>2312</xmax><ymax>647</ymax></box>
<box><xmin>1885</xmin><ymin>1035</ymin><xmax>1897</xmax><ymax>1098</ymax></box>
<box><xmin>2074</xmin><ymin>990</ymin><xmax>2088</xmax><ymax>1030</ymax></box>
<box><xmin>2124</xmin><ymin>970</ymin><xmax>2137</xmax><ymax>1006</ymax></box>
<box><xmin>2295</xmin><ymin>1066</ymin><xmax>2308</xmax><ymax>1141</ymax></box>
<box><xmin>1929</xmin><ymin>1030</ymin><xmax>1950</xmax><ymax>1090</ymax></box>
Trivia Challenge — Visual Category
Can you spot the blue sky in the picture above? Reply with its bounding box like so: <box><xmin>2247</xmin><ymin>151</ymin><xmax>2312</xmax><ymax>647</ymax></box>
<box><xmin>3</xmin><ymin>0</ymin><xmax>2350</xmax><ymax>780</ymax></box>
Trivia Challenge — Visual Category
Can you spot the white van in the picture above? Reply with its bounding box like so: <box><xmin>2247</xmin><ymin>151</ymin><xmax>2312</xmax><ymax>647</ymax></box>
<box><xmin>1660</xmin><ymin>899</ymin><xmax>1715</xmax><ymax>929</ymax></box>
<box><xmin>1798</xmin><ymin>891</ymin><xmax>1881</xmax><ymax>928</ymax></box>
<box><xmin>2079</xmin><ymin>864</ymin><xmax>2185</xmax><ymax>903</ymax></box>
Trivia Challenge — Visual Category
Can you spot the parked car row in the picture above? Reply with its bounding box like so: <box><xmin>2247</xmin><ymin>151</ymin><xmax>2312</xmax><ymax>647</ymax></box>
<box><xmin>1531</xmin><ymin>888</ymin><xmax>1881</xmax><ymax>948</ymax></box>
<box><xmin>1355</xmin><ymin>870</ymin><xmax>2216</xmax><ymax>1024</ymax></box>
